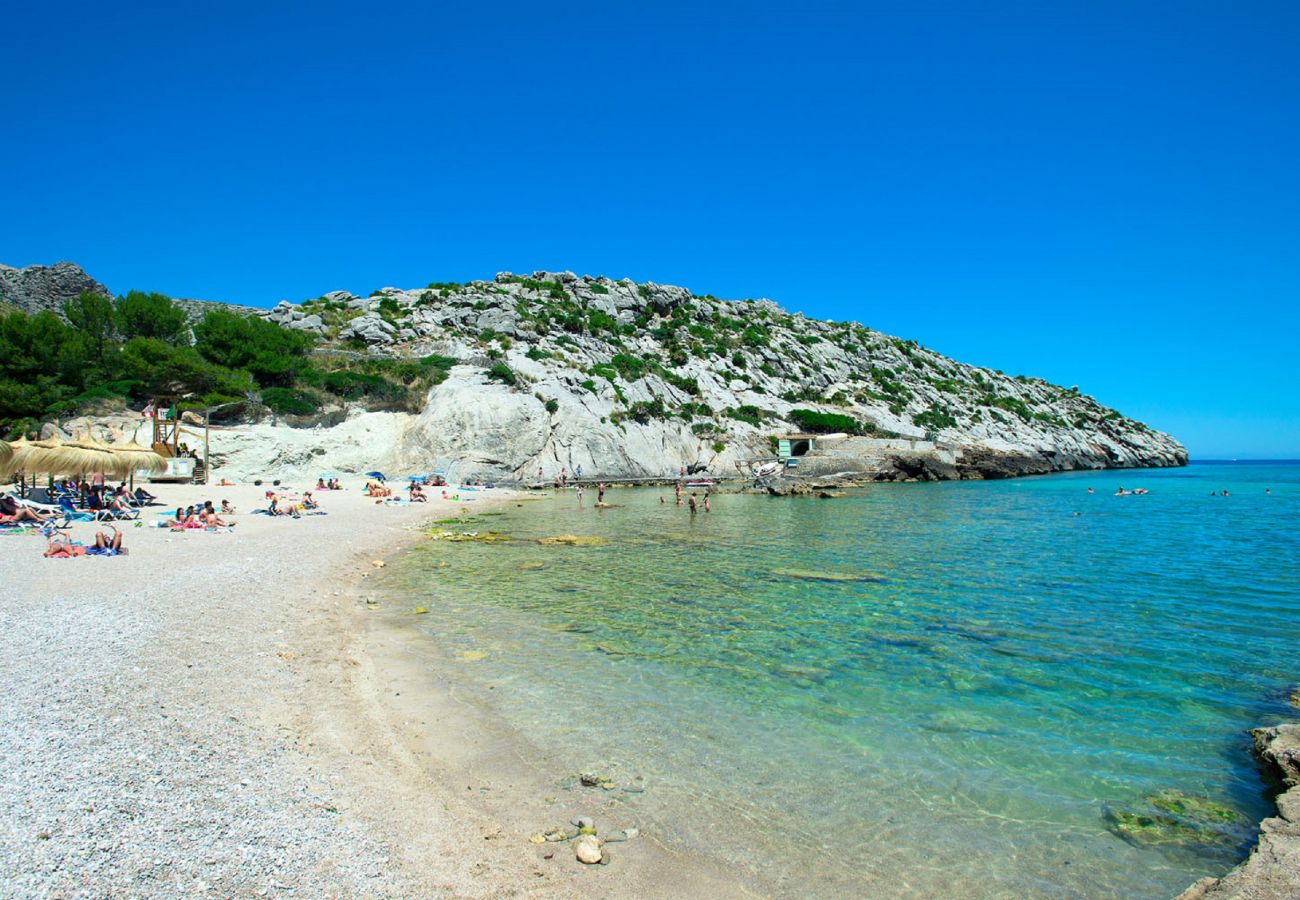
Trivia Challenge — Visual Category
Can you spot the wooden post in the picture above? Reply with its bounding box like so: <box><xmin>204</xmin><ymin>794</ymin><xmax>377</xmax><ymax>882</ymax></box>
<box><xmin>203</xmin><ymin>411</ymin><xmax>210</xmax><ymax>485</ymax></box>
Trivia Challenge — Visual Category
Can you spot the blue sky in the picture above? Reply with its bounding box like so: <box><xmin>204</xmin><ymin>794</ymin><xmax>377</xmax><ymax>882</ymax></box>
<box><xmin>3</xmin><ymin>1</ymin><xmax>1296</xmax><ymax>457</ymax></box>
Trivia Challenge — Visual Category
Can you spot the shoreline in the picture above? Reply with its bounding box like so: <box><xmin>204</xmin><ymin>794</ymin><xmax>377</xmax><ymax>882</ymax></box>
<box><xmin>2</xmin><ymin>472</ymin><xmax>1289</xmax><ymax>897</ymax></box>
<box><xmin>0</xmin><ymin>481</ymin><xmax>750</xmax><ymax>897</ymax></box>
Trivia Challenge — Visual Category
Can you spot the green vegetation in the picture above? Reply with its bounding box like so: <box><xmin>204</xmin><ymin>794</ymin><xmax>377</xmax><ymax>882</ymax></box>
<box><xmin>725</xmin><ymin>405</ymin><xmax>764</xmax><ymax>427</ymax></box>
<box><xmin>486</xmin><ymin>362</ymin><xmax>517</xmax><ymax>387</ymax></box>
<box><xmin>260</xmin><ymin>387</ymin><xmax>319</xmax><ymax>416</ymax></box>
<box><xmin>787</xmin><ymin>409</ymin><xmax>861</xmax><ymax>434</ymax></box>
<box><xmin>913</xmin><ymin>405</ymin><xmax>958</xmax><ymax>430</ymax></box>
<box><xmin>0</xmin><ymin>291</ymin><xmax>459</xmax><ymax>435</ymax></box>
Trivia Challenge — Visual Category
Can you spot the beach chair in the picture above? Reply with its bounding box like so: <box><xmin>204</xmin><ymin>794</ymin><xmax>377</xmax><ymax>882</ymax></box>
<box><xmin>57</xmin><ymin>497</ymin><xmax>99</xmax><ymax>523</ymax></box>
<box><xmin>98</xmin><ymin>505</ymin><xmax>141</xmax><ymax>522</ymax></box>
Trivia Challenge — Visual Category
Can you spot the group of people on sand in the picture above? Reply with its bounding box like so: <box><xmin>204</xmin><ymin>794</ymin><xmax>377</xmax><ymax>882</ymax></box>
<box><xmin>266</xmin><ymin>491</ymin><xmax>317</xmax><ymax>516</ymax></box>
<box><xmin>315</xmin><ymin>477</ymin><xmax>342</xmax><ymax>491</ymax></box>
<box><xmin>172</xmin><ymin>500</ymin><xmax>235</xmax><ymax>530</ymax></box>
<box><xmin>365</xmin><ymin>481</ymin><xmax>392</xmax><ymax>498</ymax></box>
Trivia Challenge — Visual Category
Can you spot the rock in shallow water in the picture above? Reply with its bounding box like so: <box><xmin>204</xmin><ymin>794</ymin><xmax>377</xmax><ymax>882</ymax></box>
<box><xmin>574</xmin><ymin>835</ymin><xmax>602</xmax><ymax>864</ymax></box>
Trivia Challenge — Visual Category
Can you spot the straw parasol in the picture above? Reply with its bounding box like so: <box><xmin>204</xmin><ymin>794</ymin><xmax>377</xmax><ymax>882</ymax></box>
<box><xmin>65</xmin><ymin>432</ymin><xmax>133</xmax><ymax>479</ymax></box>
<box><xmin>112</xmin><ymin>437</ymin><xmax>168</xmax><ymax>476</ymax></box>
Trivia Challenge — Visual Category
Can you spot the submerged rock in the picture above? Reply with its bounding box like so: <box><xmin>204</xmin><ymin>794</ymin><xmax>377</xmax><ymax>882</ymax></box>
<box><xmin>574</xmin><ymin>834</ymin><xmax>602</xmax><ymax>864</ymax></box>
<box><xmin>433</xmin><ymin>531</ymin><xmax>513</xmax><ymax>543</ymax></box>
<box><xmin>772</xmin><ymin>568</ymin><xmax>886</xmax><ymax>583</ymax></box>
<box><xmin>1104</xmin><ymin>789</ymin><xmax>1250</xmax><ymax>852</ymax></box>
<box><xmin>539</xmin><ymin>535</ymin><xmax>606</xmax><ymax>546</ymax></box>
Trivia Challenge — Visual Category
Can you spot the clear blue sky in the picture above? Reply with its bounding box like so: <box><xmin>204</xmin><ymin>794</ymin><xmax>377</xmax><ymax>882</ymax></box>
<box><xmin>3</xmin><ymin>1</ymin><xmax>1296</xmax><ymax>458</ymax></box>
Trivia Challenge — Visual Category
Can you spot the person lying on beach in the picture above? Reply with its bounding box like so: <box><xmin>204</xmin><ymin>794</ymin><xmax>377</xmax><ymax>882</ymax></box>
<box><xmin>45</xmin><ymin>528</ymin><xmax>123</xmax><ymax>557</ymax></box>
<box><xmin>44</xmin><ymin>537</ymin><xmax>85</xmax><ymax>557</ymax></box>
<box><xmin>365</xmin><ymin>481</ymin><xmax>392</xmax><ymax>498</ymax></box>
<box><xmin>0</xmin><ymin>495</ymin><xmax>55</xmax><ymax>524</ymax></box>
<box><xmin>134</xmin><ymin>486</ymin><xmax>158</xmax><ymax>504</ymax></box>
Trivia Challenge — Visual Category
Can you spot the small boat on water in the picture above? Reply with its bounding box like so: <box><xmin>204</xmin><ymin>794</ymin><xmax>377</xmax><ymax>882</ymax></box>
<box><xmin>685</xmin><ymin>479</ymin><xmax>714</xmax><ymax>488</ymax></box>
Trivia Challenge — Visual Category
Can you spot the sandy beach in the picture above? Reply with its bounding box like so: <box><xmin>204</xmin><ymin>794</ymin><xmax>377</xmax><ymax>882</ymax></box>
<box><xmin>0</xmin><ymin>481</ymin><xmax>747</xmax><ymax>898</ymax></box>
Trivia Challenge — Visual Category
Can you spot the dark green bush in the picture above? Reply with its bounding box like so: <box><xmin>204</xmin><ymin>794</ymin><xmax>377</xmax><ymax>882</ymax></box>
<box><xmin>486</xmin><ymin>363</ymin><xmax>517</xmax><ymax>387</ymax></box>
<box><xmin>913</xmin><ymin>406</ymin><xmax>958</xmax><ymax>430</ymax></box>
<box><xmin>726</xmin><ymin>405</ymin><xmax>764</xmax><ymax>427</ymax></box>
<box><xmin>261</xmin><ymin>387</ymin><xmax>319</xmax><ymax>416</ymax></box>
<box><xmin>788</xmin><ymin>409</ymin><xmax>861</xmax><ymax>434</ymax></box>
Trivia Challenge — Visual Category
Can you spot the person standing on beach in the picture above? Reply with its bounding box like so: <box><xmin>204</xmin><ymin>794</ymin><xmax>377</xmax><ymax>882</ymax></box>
<box><xmin>575</xmin><ymin>484</ymin><xmax>584</xmax><ymax>505</ymax></box>
<box><xmin>703</xmin><ymin>494</ymin><xmax>710</xmax><ymax>512</ymax></box>
<box><xmin>597</xmin><ymin>482</ymin><xmax>605</xmax><ymax>503</ymax></box>
<box><xmin>688</xmin><ymin>493</ymin><xmax>698</xmax><ymax>513</ymax></box>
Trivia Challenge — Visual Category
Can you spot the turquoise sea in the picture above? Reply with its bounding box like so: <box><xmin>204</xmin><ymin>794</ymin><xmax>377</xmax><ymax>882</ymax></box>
<box><xmin>381</xmin><ymin>462</ymin><xmax>1299</xmax><ymax>898</ymax></box>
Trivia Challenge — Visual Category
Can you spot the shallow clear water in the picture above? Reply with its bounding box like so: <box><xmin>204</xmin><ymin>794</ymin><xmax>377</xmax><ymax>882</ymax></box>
<box><xmin>382</xmin><ymin>463</ymin><xmax>1300</xmax><ymax>898</ymax></box>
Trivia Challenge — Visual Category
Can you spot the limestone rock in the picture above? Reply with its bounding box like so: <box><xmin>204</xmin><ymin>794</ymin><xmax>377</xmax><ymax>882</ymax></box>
<box><xmin>573</xmin><ymin>835</ymin><xmax>602</xmax><ymax>864</ymax></box>
<box><xmin>0</xmin><ymin>261</ymin><xmax>112</xmax><ymax>318</ymax></box>
<box><xmin>340</xmin><ymin>314</ymin><xmax>397</xmax><ymax>345</ymax></box>
<box><xmin>1253</xmin><ymin>724</ymin><xmax>1300</xmax><ymax>786</ymax></box>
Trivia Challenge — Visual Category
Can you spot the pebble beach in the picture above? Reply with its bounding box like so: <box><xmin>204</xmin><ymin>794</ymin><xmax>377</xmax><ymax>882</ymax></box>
<box><xmin>0</xmin><ymin>482</ymin><xmax>740</xmax><ymax>897</ymax></box>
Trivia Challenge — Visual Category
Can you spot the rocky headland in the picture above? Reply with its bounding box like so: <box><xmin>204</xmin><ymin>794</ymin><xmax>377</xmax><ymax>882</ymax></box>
<box><xmin>1</xmin><ymin>262</ymin><xmax>1187</xmax><ymax>483</ymax></box>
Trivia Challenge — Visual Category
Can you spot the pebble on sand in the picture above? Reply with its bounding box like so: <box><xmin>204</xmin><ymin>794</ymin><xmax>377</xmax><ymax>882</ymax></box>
<box><xmin>574</xmin><ymin>835</ymin><xmax>602</xmax><ymax>864</ymax></box>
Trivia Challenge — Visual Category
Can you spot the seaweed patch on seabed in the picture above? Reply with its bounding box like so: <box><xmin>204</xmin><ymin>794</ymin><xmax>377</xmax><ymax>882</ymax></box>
<box><xmin>771</xmin><ymin>568</ymin><xmax>888</xmax><ymax>583</ymax></box>
<box><xmin>1102</xmin><ymin>789</ymin><xmax>1252</xmax><ymax>857</ymax></box>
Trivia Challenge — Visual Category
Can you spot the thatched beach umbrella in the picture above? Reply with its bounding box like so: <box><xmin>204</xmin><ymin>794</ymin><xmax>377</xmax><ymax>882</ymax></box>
<box><xmin>25</xmin><ymin>436</ymin><xmax>79</xmax><ymax>476</ymax></box>
<box><xmin>112</xmin><ymin>437</ymin><xmax>168</xmax><ymax>477</ymax></box>
<box><xmin>61</xmin><ymin>433</ymin><xmax>122</xmax><ymax>478</ymax></box>
<box><xmin>3</xmin><ymin>436</ymin><xmax>33</xmax><ymax>478</ymax></box>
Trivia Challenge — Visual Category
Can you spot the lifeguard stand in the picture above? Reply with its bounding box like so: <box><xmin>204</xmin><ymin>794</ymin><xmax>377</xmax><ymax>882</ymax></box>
<box><xmin>148</xmin><ymin>399</ymin><xmax>210</xmax><ymax>484</ymax></box>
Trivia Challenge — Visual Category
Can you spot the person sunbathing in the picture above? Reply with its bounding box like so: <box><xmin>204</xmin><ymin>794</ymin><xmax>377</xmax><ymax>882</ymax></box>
<box><xmin>0</xmin><ymin>496</ymin><xmax>54</xmax><ymax>524</ymax></box>
<box><xmin>94</xmin><ymin>526</ymin><xmax>124</xmax><ymax>553</ymax></box>
<box><xmin>220</xmin><ymin>499</ymin><xmax>235</xmax><ymax>515</ymax></box>
<box><xmin>365</xmin><ymin>482</ymin><xmax>391</xmax><ymax>498</ymax></box>
<box><xmin>409</xmin><ymin>484</ymin><xmax>427</xmax><ymax>502</ymax></box>
<box><xmin>44</xmin><ymin>537</ymin><xmax>86</xmax><ymax>557</ymax></box>
<box><xmin>302</xmin><ymin>492</ymin><xmax>319</xmax><ymax>510</ymax></box>
<box><xmin>316</xmin><ymin>479</ymin><xmax>326</xmax><ymax>490</ymax></box>
<box><xmin>134</xmin><ymin>486</ymin><xmax>157</xmax><ymax>504</ymax></box>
